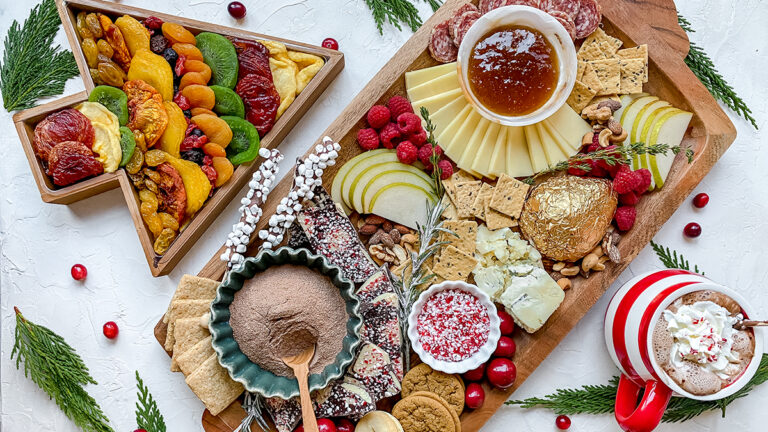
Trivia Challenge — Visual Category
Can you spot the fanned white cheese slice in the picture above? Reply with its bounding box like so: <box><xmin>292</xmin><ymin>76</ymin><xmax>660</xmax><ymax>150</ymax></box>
<box><xmin>542</xmin><ymin>104</ymin><xmax>592</xmax><ymax>152</ymax></box>
<box><xmin>523</xmin><ymin>125</ymin><xmax>549</xmax><ymax>173</ymax></box>
<box><xmin>410</xmin><ymin>88</ymin><xmax>463</xmax><ymax>118</ymax></box>
<box><xmin>535</xmin><ymin>122</ymin><xmax>570</xmax><ymax>166</ymax></box>
<box><xmin>471</xmin><ymin>122</ymin><xmax>502</xmax><ymax>178</ymax></box>
<box><xmin>406</xmin><ymin>71</ymin><xmax>460</xmax><ymax>102</ymax></box>
<box><xmin>404</xmin><ymin>62</ymin><xmax>457</xmax><ymax>89</ymax></box>
<box><xmin>442</xmin><ymin>108</ymin><xmax>482</xmax><ymax>164</ymax></box>
<box><xmin>429</xmin><ymin>95</ymin><xmax>469</xmax><ymax>137</ymax></box>
<box><xmin>504</xmin><ymin>126</ymin><xmax>533</xmax><ymax>178</ymax></box>
<box><xmin>488</xmin><ymin>126</ymin><xmax>507</xmax><ymax>178</ymax></box>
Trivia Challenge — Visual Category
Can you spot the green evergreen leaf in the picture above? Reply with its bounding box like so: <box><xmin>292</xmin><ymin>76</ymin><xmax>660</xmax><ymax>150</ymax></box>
<box><xmin>135</xmin><ymin>371</ymin><xmax>167</xmax><ymax>432</ymax></box>
<box><xmin>363</xmin><ymin>0</ymin><xmax>442</xmax><ymax>34</ymax></box>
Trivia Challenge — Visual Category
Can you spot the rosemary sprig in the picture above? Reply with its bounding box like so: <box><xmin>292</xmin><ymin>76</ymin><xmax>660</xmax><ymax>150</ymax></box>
<box><xmin>11</xmin><ymin>307</ymin><xmax>113</xmax><ymax>432</ymax></box>
<box><xmin>0</xmin><ymin>0</ymin><xmax>80</xmax><ymax>111</ymax></box>
<box><xmin>678</xmin><ymin>13</ymin><xmax>757</xmax><ymax>128</ymax></box>
<box><xmin>419</xmin><ymin>106</ymin><xmax>445</xmax><ymax>197</ymax></box>
<box><xmin>135</xmin><ymin>371</ymin><xmax>166</xmax><ymax>432</ymax></box>
<box><xmin>650</xmin><ymin>240</ymin><xmax>702</xmax><ymax>274</ymax></box>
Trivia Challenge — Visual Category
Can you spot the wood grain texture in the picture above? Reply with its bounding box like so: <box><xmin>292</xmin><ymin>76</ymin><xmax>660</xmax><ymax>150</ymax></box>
<box><xmin>12</xmin><ymin>0</ymin><xmax>343</xmax><ymax>276</ymax></box>
<box><xmin>152</xmin><ymin>0</ymin><xmax>737</xmax><ymax>430</ymax></box>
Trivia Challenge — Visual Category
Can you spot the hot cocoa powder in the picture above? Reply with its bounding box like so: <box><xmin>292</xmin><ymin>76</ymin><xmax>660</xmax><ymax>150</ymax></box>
<box><xmin>229</xmin><ymin>264</ymin><xmax>348</xmax><ymax>378</ymax></box>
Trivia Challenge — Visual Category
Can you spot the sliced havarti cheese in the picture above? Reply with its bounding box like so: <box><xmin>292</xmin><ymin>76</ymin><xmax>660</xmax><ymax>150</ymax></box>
<box><xmin>488</xmin><ymin>126</ymin><xmax>507</xmax><ymax>177</ymax></box>
<box><xmin>442</xmin><ymin>108</ymin><xmax>482</xmax><ymax>163</ymax></box>
<box><xmin>406</xmin><ymin>70</ymin><xmax>460</xmax><ymax>102</ymax></box>
<box><xmin>457</xmin><ymin>117</ymin><xmax>490</xmax><ymax>173</ymax></box>
<box><xmin>332</xmin><ymin>149</ymin><xmax>391</xmax><ymax>213</ymax></box>
<box><xmin>523</xmin><ymin>125</ymin><xmax>549</xmax><ymax>173</ymax></box>
<box><xmin>504</xmin><ymin>126</ymin><xmax>533</xmax><ymax>177</ymax></box>
<box><xmin>410</xmin><ymin>88</ymin><xmax>463</xmax><ymax>118</ymax></box>
<box><xmin>536</xmin><ymin>122</ymin><xmax>570</xmax><ymax>166</ymax></box>
<box><xmin>542</xmin><ymin>105</ymin><xmax>591</xmax><ymax>152</ymax></box>
<box><xmin>646</xmin><ymin>109</ymin><xmax>692</xmax><ymax>190</ymax></box>
<box><xmin>467</xmin><ymin>120</ymin><xmax>499</xmax><ymax>178</ymax></box>
<box><xmin>428</xmin><ymin>93</ymin><xmax>469</xmax><ymax>136</ymax></box>
<box><xmin>436</xmin><ymin>104</ymin><xmax>473</xmax><ymax>145</ymax></box>
<box><xmin>404</xmin><ymin>62</ymin><xmax>456</xmax><ymax>89</ymax></box>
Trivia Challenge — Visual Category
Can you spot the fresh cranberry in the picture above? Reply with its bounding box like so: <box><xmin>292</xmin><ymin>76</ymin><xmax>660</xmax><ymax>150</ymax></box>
<box><xmin>497</xmin><ymin>308</ymin><xmax>515</xmax><ymax>335</ymax></box>
<box><xmin>486</xmin><ymin>358</ymin><xmax>516</xmax><ymax>389</ymax></box>
<box><xmin>295</xmin><ymin>426</ymin><xmax>304</xmax><ymax>432</ymax></box>
<box><xmin>317</xmin><ymin>419</ymin><xmax>336</xmax><ymax>432</ymax></box>
<box><xmin>134</xmin><ymin>430</ymin><xmax>148</xmax><ymax>432</ymax></box>
<box><xmin>71</xmin><ymin>263</ymin><xmax>87</xmax><ymax>281</ymax></box>
<box><xmin>556</xmin><ymin>415</ymin><xmax>572</xmax><ymax>430</ymax></box>
<box><xmin>693</xmin><ymin>193</ymin><xmax>709</xmax><ymax>208</ymax></box>
<box><xmin>322</xmin><ymin>38</ymin><xmax>339</xmax><ymax>50</ymax></box>
<box><xmin>494</xmin><ymin>336</ymin><xmax>516</xmax><ymax>358</ymax></box>
<box><xmin>227</xmin><ymin>1</ymin><xmax>247</xmax><ymax>19</ymax></box>
<box><xmin>103</xmin><ymin>321</ymin><xmax>119</xmax><ymax>339</ymax></box>
<box><xmin>684</xmin><ymin>222</ymin><xmax>702</xmax><ymax>238</ymax></box>
<box><xmin>465</xmin><ymin>382</ymin><xmax>485</xmax><ymax>409</ymax></box>
<box><xmin>463</xmin><ymin>363</ymin><xmax>486</xmax><ymax>381</ymax></box>
<box><xmin>335</xmin><ymin>418</ymin><xmax>355</xmax><ymax>432</ymax></box>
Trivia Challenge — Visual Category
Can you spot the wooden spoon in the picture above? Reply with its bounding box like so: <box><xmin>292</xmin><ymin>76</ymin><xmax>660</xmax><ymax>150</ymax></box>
<box><xmin>282</xmin><ymin>344</ymin><xmax>318</xmax><ymax>432</ymax></box>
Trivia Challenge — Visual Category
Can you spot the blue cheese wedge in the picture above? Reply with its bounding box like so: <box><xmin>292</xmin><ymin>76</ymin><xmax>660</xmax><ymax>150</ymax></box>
<box><xmin>497</xmin><ymin>266</ymin><xmax>565</xmax><ymax>333</ymax></box>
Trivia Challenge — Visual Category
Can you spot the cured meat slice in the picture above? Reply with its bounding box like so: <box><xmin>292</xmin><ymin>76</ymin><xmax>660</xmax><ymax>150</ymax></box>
<box><xmin>573</xmin><ymin>0</ymin><xmax>602</xmax><ymax>39</ymax></box>
<box><xmin>428</xmin><ymin>21</ymin><xmax>458</xmax><ymax>63</ymax></box>
<box><xmin>451</xmin><ymin>10</ymin><xmax>481</xmax><ymax>47</ymax></box>
<box><xmin>496</xmin><ymin>0</ymin><xmax>542</xmax><ymax>9</ymax></box>
<box><xmin>47</xmin><ymin>141</ymin><xmax>103</xmax><ymax>186</ymax></box>
<box><xmin>479</xmin><ymin>0</ymin><xmax>496</xmax><ymax>14</ymax></box>
<box><xmin>449</xmin><ymin>2</ymin><xmax>479</xmax><ymax>31</ymax></box>
<box><xmin>543</xmin><ymin>0</ymin><xmax>580</xmax><ymax>19</ymax></box>
<box><xmin>548</xmin><ymin>10</ymin><xmax>577</xmax><ymax>40</ymax></box>
<box><xmin>33</xmin><ymin>109</ymin><xmax>95</xmax><ymax>162</ymax></box>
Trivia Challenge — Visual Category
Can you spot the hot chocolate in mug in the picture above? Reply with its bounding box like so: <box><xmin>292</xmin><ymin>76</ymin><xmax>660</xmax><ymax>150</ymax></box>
<box><xmin>604</xmin><ymin>269</ymin><xmax>763</xmax><ymax>432</ymax></box>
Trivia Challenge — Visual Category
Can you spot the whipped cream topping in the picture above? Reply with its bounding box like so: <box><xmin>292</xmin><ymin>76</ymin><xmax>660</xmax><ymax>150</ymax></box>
<box><xmin>663</xmin><ymin>300</ymin><xmax>741</xmax><ymax>378</ymax></box>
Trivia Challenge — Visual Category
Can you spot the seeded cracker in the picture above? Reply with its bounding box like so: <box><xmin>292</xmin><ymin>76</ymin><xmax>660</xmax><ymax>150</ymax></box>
<box><xmin>185</xmin><ymin>354</ymin><xmax>244</xmax><ymax>416</ymax></box>
<box><xmin>620</xmin><ymin>58</ymin><xmax>645</xmax><ymax>94</ymax></box>
<box><xmin>177</xmin><ymin>336</ymin><xmax>215</xmax><ymax>376</ymax></box>
<box><xmin>617</xmin><ymin>44</ymin><xmax>649</xmax><ymax>82</ymax></box>
<box><xmin>588</xmin><ymin>58</ymin><xmax>622</xmax><ymax>95</ymax></box>
<box><xmin>471</xmin><ymin>183</ymin><xmax>494</xmax><ymax>220</ymax></box>
<box><xmin>583</xmin><ymin>28</ymin><xmax>623</xmax><ymax>56</ymax></box>
<box><xmin>577</xmin><ymin>39</ymin><xmax>607</xmax><ymax>62</ymax></box>
<box><xmin>439</xmin><ymin>220</ymin><xmax>478</xmax><ymax>254</ymax></box>
<box><xmin>454</xmin><ymin>181</ymin><xmax>482</xmax><ymax>218</ymax></box>
<box><xmin>489</xmin><ymin>174</ymin><xmax>530</xmax><ymax>219</ymax></box>
<box><xmin>440</xmin><ymin>194</ymin><xmax>459</xmax><ymax>220</ymax></box>
<box><xmin>483</xmin><ymin>195</ymin><xmax>517</xmax><ymax>230</ymax></box>
<box><xmin>433</xmin><ymin>245</ymin><xmax>477</xmax><ymax>281</ymax></box>
<box><xmin>567</xmin><ymin>80</ymin><xmax>598</xmax><ymax>112</ymax></box>
<box><xmin>576</xmin><ymin>60</ymin><xmax>587</xmax><ymax>81</ymax></box>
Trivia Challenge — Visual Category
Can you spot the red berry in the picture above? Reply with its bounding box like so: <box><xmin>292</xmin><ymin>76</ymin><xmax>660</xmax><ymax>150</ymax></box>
<box><xmin>357</xmin><ymin>128</ymin><xmax>380</xmax><ymax>151</ymax></box>
<box><xmin>321</xmin><ymin>38</ymin><xmax>339</xmax><ymax>50</ymax></box>
<box><xmin>143</xmin><ymin>16</ymin><xmax>163</xmax><ymax>30</ymax></box>
<box><xmin>591</xmin><ymin>132</ymin><xmax>600</xmax><ymax>146</ymax></box>
<box><xmin>437</xmin><ymin>159</ymin><xmax>453</xmax><ymax>180</ymax></box>
<box><xmin>387</xmin><ymin>95</ymin><xmax>413</xmax><ymax>120</ymax></box>
<box><xmin>295</xmin><ymin>426</ymin><xmax>304</xmax><ymax>432</ymax></box>
<box><xmin>494</xmin><ymin>336</ymin><xmax>516</xmax><ymax>358</ymax></box>
<box><xmin>633</xmin><ymin>168</ymin><xmax>652</xmax><ymax>193</ymax></box>
<box><xmin>614</xmin><ymin>206</ymin><xmax>637</xmax><ymax>232</ymax></box>
<box><xmin>613</xmin><ymin>165</ymin><xmax>640</xmax><ymax>194</ymax></box>
<box><xmin>408</xmin><ymin>128</ymin><xmax>428</xmax><ymax>147</ymax></box>
<box><xmin>556</xmin><ymin>415</ymin><xmax>571</xmax><ymax>430</ymax></box>
<box><xmin>589</xmin><ymin>159</ymin><xmax>607</xmax><ymax>178</ymax></box>
<box><xmin>71</xmin><ymin>264</ymin><xmax>87</xmax><ymax>281</ymax></box>
<box><xmin>366</xmin><ymin>105</ymin><xmax>391</xmax><ymax>129</ymax></box>
<box><xmin>463</xmin><ymin>364</ymin><xmax>486</xmax><ymax>381</ymax></box>
<box><xmin>379</xmin><ymin>123</ymin><xmax>401</xmax><ymax>149</ymax></box>
<box><xmin>317</xmin><ymin>418</ymin><xmax>336</xmax><ymax>432</ymax></box>
<box><xmin>497</xmin><ymin>308</ymin><xmax>515</xmax><ymax>335</ymax></box>
<box><xmin>134</xmin><ymin>430</ymin><xmax>148</xmax><ymax>432</ymax></box>
<box><xmin>227</xmin><ymin>1</ymin><xmax>247</xmax><ymax>19</ymax></box>
<box><xmin>487</xmin><ymin>358</ymin><xmax>516</xmax><ymax>389</ymax></box>
<box><xmin>684</xmin><ymin>222</ymin><xmax>701</xmax><ymax>238</ymax></box>
<box><xmin>336</xmin><ymin>419</ymin><xmax>355</xmax><ymax>432</ymax></box>
<box><xmin>465</xmin><ymin>383</ymin><xmax>485</xmax><ymax>409</ymax></box>
<box><xmin>567</xmin><ymin>165</ymin><xmax>588</xmax><ymax>176</ymax></box>
<box><xmin>396</xmin><ymin>141</ymin><xmax>418</xmax><ymax>164</ymax></box>
<box><xmin>693</xmin><ymin>193</ymin><xmax>709</xmax><ymax>208</ymax></box>
<box><xmin>396</xmin><ymin>112</ymin><xmax>421</xmax><ymax>135</ymax></box>
<box><xmin>103</xmin><ymin>321</ymin><xmax>119</xmax><ymax>339</ymax></box>
<box><xmin>418</xmin><ymin>144</ymin><xmax>442</xmax><ymax>165</ymax></box>
<box><xmin>618</xmin><ymin>191</ymin><xmax>640</xmax><ymax>206</ymax></box>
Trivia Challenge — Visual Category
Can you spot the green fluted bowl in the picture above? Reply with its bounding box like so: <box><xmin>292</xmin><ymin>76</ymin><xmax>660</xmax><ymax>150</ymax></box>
<box><xmin>209</xmin><ymin>247</ymin><xmax>362</xmax><ymax>399</ymax></box>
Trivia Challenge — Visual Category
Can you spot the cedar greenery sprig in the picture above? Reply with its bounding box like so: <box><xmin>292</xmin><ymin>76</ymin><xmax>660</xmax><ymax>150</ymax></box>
<box><xmin>135</xmin><ymin>371</ymin><xmax>166</xmax><ymax>432</ymax></box>
<box><xmin>419</xmin><ymin>106</ymin><xmax>445</xmax><ymax>197</ymax></box>
<box><xmin>650</xmin><ymin>240</ymin><xmax>702</xmax><ymax>274</ymax></box>
<box><xmin>678</xmin><ymin>13</ymin><xmax>757</xmax><ymax>129</ymax></box>
<box><xmin>0</xmin><ymin>0</ymin><xmax>80</xmax><ymax>111</ymax></box>
<box><xmin>364</xmin><ymin>0</ymin><xmax>430</xmax><ymax>34</ymax></box>
<box><xmin>11</xmin><ymin>307</ymin><xmax>113</xmax><ymax>432</ymax></box>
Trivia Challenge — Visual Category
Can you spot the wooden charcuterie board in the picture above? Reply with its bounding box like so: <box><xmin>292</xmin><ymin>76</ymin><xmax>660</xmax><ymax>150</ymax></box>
<box><xmin>153</xmin><ymin>0</ymin><xmax>736</xmax><ymax>430</ymax></box>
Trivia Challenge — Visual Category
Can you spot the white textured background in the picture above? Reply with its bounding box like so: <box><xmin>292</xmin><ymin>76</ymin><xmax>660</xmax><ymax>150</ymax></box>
<box><xmin>1</xmin><ymin>0</ymin><xmax>766</xmax><ymax>431</ymax></box>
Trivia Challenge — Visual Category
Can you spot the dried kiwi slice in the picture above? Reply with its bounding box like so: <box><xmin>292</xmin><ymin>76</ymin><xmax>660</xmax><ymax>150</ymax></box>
<box><xmin>89</xmin><ymin>85</ymin><xmax>129</xmax><ymax>126</ymax></box>
<box><xmin>118</xmin><ymin>126</ymin><xmax>136</xmax><ymax>167</ymax></box>
<box><xmin>196</xmin><ymin>32</ymin><xmax>238</xmax><ymax>89</ymax></box>
<box><xmin>210</xmin><ymin>85</ymin><xmax>245</xmax><ymax>118</ymax></box>
<box><xmin>222</xmin><ymin>116</ymin><xmax>260</xmax><ymax>165</ymax></box>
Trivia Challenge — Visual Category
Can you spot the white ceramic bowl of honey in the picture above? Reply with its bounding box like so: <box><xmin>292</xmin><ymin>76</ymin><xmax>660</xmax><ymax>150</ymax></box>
<box><xmin>457</xmin><ymin>5</ymin><xmax>578</xmax><ymax>127</ymax></box>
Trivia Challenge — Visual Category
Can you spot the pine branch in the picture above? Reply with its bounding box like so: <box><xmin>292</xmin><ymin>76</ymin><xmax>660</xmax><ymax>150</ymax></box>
<box><xmin>11</xmin><ymin>307</ymin><xmax>113</xmax><ymax>432</ymax></box>
<box><xmin>0</xmin><ymin>0</ymin><xmax>80</xmax><ymax>111</ymax></box>
<box><xmin>364</xmin><ymin>0</ymin><xmax>424</xmax><ymax>34</ymax></box>
<box><xmin>135</xmin><ymin>371</ymin><xmax>167</xmax><ymax>432</ymax></box>
<box><xmin>678</xmin><ymin>13</ymin><xmax>757</xmax><ymax>128</ymax></box>
<box><xmin>506</xmin><ymin>377</ymin><xmax>619</xmax><ymax>415</ymax></box>
<box><xmin>650</xmin><ymin>240</ymin><xmax>702</xmax><ymax>274</ymax></box>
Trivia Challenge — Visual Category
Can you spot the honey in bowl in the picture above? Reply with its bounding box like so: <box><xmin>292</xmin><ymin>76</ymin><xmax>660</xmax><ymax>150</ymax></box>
<box><xmin>468</xmin><ymin>25</ymin><xmax>559</xmax><ymax>116</ymax></box>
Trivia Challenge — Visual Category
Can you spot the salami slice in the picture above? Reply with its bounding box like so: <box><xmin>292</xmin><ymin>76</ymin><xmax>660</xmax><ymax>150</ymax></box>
<box><xmin>573</xmin><ymin>0</ymin><xmax>601</xmax><ymax>39</ymax></box>
<box><xmin>449</xmin><ymin>3</ymin><xmax>480</xmax><ymax>40</ymax></box>
<box><xmin>497</xmin><ymin>0</ymin><xmax>542</xmax><ymax>9</ymax></box>
<box><xmin>451</xmin><ymin>10</ymin><xmax>481</xmax><ymax>46</ymax></box>
<box><xmin>478</xmin><ymin>0</ymin><xmax>496</xmax><ymax>14</ymax></box>
<box><xmin>544</xmin><ymin>0</ymin><xmax>580</xmax><ymax>20</ymax></box>
<box><xmin>548</xmin><ymin>10</ymin><xmax>577</xmax><ymax>40</ymax></box>
<box><xmin>429</xmin><ymin>21</ymin><xmax>458</xmax><ymax>63</ymax></box>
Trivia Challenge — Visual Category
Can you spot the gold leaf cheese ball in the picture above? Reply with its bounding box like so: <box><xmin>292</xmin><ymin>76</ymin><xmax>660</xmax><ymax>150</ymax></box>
<box><xmin>519</xmin><ymin>176</ymin><xmax>617</xmax><ymax>262</ymax></box>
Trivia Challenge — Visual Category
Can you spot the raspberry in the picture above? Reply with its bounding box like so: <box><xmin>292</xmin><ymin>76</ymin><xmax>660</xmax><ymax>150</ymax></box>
<box><xmin>619</xmin><ymin>191</ymin><xmax>640</xmax><ymax>206</ymax></box>
<box><xmin>409</xmin><ymin>128</ymin><xmax>428</xmax><ymax>147</ymax></box>
<box><xmin>589</xmin><ymin>159</ymin><xmax>607</xmax><ymax>178</ymax></box>
<box><xmin>387</xmin><ymin>95</ymin><xmax>413</xmax><ymax>120</ymax></box>
<box><xmin>567</xmin><ymin>160</ymin><xmax>588</xmax><ymax>176</ymax></box>
<box><xmin>397</xmin><ymin>113</ymin><xmax>421</xmax><ymax>135</ymax></box>
<box><xmin>606</xmin><ymin>161</ymin><xmax>623</xmax><ymax>178</ymax></box>
<box><xmin>379</xmin><ymin>122</ymin><xmax>401</xmax><ymax>149</ymax></box>
<box><xmin>437</xmin><ymin>159</ymin><xmax>454</xmax><ymax>180</ymax></box>
<box><xmin>418</xmin><ymin>144</ymin><xmax>442</xmax><ymax>166</ymax></box>
<box><xmin>366</xmin><ymin>105</ymin><xmax>391</xmax><ymax>129</ymax></box>
<box><xmin>592</xmin><ymin>132</ymin><xmax>600</xmax><ymax>146</ymax></box>
<box><xmin>587</xmin><ymin>142</ymin><xmax>600</xmax><ymax>153</ymax></box>
<box><xmin>396</xmin><ymin>141</ymin><xmax>418</xmax><ymax>164</ymax></box>
<box><xmin>357</xmin><ymin>128</ymin><xmax>380</xmax><ymax>151</ymax></box>
<box><xmin>614</xmin><ymin>206</ymin><xmax>637</xmax><ymax>231</ymax></box>
<box><xmin>596</xmin><ymin>145</ymin><xmax>621</xmax><ymax>171</ymax></box>
<box><xmin>633</xmin><ymin>168</ymin><xmax>652</xmax><ymax>193</ymax></box>
<box><xmin>143</xmin><ymin>16</ymin><xmax>163</xmax><ymax>30</ymax></box>
<box><xmin>612</xmin><ymin>165</ymin><xmax>639</xmax><ymax>194</ymax></box>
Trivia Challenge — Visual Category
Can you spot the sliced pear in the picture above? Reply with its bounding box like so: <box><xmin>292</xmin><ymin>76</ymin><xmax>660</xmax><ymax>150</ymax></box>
<box><xmin>635</xmin><ymin>106</ymin><xmax>676</xmax><ymax>170</ymax></box>
<box><xmin>613</xmin><ymin>93</ymin><xmax>645</xmax><ymax>123</ymax></box>
<box><xmin>404</xmin><ymin>62</ymin><xmax>456</xmax><ymax>89</ymax></box>
<box><xmin>341</xmin><ymin>152</ymin><xmax>399</xmax><ymax>208</ymax></box>
<box><xmin>536</xmin><ymin>122</ymin><xmax>570</xmax><ymax>166</ymax></box>
<box><xmin>617</xmin><ymin>95</ymin><xmax>658</xmax><ymax>167</ymax></box>
<box><xmin>505</xmin><ymin>126</ymin><xmax>533</xmax><ymax>177</ymax></box>
<box><xmin>488</xmin><ymin>126</ymin><xmax>507</xmax><ymax>177</ymax></box>
<box><xmin>428</xmin><ymin>94</ymin><xmax>469</xmax><ymax>136</ymax></box>
<box><xmin>331</xmin><ymin>149</ymin><xmax>390</xmax><ymax>213</ymax></box>
<box><xmin>365</xmin><ymin>182</ymin><xmax>437</xmax><ymax>228</ymax></box>
<box><xmin>350</xmin><ymin>164</ymin><xmax>433</xmax><ymax>211</ymax></box>
<box><xmin>406</xmin><ymin>71</ymin><xmax>460</xmax><ymax>102</ymax></box>
<box><xmin>524</xmin><ymin>125</ymin><xmax>549</xmax><ymax>173</ymax></box>
<box><xmin>646</xmin><ymin>109</ymin><xmax>692</xmax><ymax>190</ymax></box>
<box><xmin>631</xmin><ymin>100</ymin><xmax>671</xmax><ymax>144</ymax></box>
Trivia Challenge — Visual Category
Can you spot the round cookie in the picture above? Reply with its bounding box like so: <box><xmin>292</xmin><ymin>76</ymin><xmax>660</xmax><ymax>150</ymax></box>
<box><xmin>357</xmin><ymin>410</ymin><xmax>404</xmax><ymax>432</ymax></box>
<box><xmin>401</xmin><ymin>363</ymin><xmax>465</xmax><ymax>416</ymax></box>
<box><xmin>409</xmin><ymin>391</ymin><xmax>461</xmax><ymax>432</ymax></box>
<box><xmin>392</xmin><ymin>394</ymin><xmax>456</xmax><ymax>432</ymax></box>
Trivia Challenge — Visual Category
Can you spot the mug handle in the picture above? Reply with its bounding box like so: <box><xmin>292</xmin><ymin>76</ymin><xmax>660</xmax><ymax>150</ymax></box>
<box><xmin>614</xmin><ymin>375</ymin><xmax>673</xmax><ymax>432</ymax></box>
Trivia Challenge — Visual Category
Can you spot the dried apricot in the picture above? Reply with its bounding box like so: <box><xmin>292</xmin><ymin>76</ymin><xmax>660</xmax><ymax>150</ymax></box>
<box><xmin>191</xmin><ymin>114</ymin><xmax>232</xmax><ymax>147</ymax></box>
<box><xmin>162</xmin><ymin>23</ymin><xmax>196</xmax><ymax>45</ymax></box>
<box><xmin>212</xmin><ymin>156</ymin><xmax>234</xmax><ymax>187</ymax></box>
<box><xmin>159</xmin><ymin>212</ymin><xmax>180</xmax><ymax>231</ymax></box>
<box><xmin>126</xmin><ymin>148</ymin><xmax>144</xmax><ymax>174</ymax></box>
<box><xmin>184</xmin><ymin>60</ymin><xmax>212</xmax><ymax>82</ymax></box>
<box><xmin>202</xmin><ymin>143</ymin><xmax>226</xmax><ymax>158</ymax></box>
<box><xmin>81</xmin><ymin>38</ymin><xmax>99</xmax><ymax>68</ymax></box>
<box><xmin>145</xmin><ymin>149</ymin><xmax>168</xmax><ymax>166</ymax></box>
<box><xmin>153</xmin><ymin>228</ymin><xmax>176</xmax><ymax>254</ymax></box>
<box><xmin>179</xmin><ymin>72</ymin><xmax>208</xmax><ymax>90</ymax></box>
<box><xmin>97</xmin><ymin>39</ymin><xmax>114</xmax><ymax>58</ymax></box>
<box><xmin>181</xmin><ymin>85</ymin><xmax>215</xmax><ymax>110</ymax></box>
<box><xmin>172</xmin><ymin>43</ymin><xmax>203</xmax><ymax>61</ymax></box>
<box><xmin>190</xmin><ymin>107</ymin><xmax>216</xmax><ymax>117</ymax></box>
<box><xmin>77</xmin><ymin>12</ymin><xmax>94</xmax><ymax>39</ymax></box>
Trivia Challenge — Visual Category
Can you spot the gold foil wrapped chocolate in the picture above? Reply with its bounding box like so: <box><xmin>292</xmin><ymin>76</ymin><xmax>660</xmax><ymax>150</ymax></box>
<box><xmin>519</xmin><ymin>176</ymin><xmax>617</xmax><ymax>262</ymax></box>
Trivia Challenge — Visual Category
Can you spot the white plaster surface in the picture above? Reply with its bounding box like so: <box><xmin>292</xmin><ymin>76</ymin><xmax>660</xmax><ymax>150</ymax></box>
<box><xmin>1</xmin><ymin>0</ymin><xmax>766</xmax><ymax>431</ymax></box>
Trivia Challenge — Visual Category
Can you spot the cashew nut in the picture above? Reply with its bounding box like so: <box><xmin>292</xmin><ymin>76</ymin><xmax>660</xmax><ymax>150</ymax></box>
<box><xmin>598</xmin><ymin>128</ymin><xmax>613</xmax><ymax>147</ymax></box>
<box><xmin>608</xmin><ymin>129</ymin><xmax>628</xmax><ymax>143</ymax></box>
<box><xmin>582</xmin><ymin>132</ymin><xmax>594</xmax><ymax>147</ymax></box>
<box><xmin>552</xmin><ymin>262</ymin><xmax>566</xmax><ymax>272</ymax></box>
<box><xmin>560</xmin><ymin>265</ymin><xmax>580</xmax><ymax>276</ymax></box>
<box><xmin>557</xmin><ymin>278</ymin><xmax>572</xmax><ymax>290</ymax></box>
<box><xmin>582</xmin><ymin>253</ymin><xmax>600</xmax><ymax>272</ymax></box>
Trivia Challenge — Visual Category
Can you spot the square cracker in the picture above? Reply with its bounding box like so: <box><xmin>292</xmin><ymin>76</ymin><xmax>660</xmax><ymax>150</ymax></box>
<box><xmin>567</xmin><ymin>80</ymin><xmax>599</xmax><ymax>113</ymax></box>
<box><xmin>433</xmin><ymin>245</ymin><xmax>477</xmax><ymax>281</ymax></box>
<box><xmin>578</xmin><ymin>40</ymin><xmax>607</xmax><ymax>62</ymax></box>
<box><xmin>617</xmin><ymin>44</ymin><xmax>649</xmax><ymax>82</ymax></box>
<box><xmin>471</xmin><ymin>183</ymin><xmax>494</xmax><ymax>220</ymax></box>
<box><xmin>583</xmin><ymin>28</ymin><xmax>623</xmax><ymax>56</ymax></box>
<box><xmin>439</xmin><ymin>220</ymin><xmax>478</xmax><ymax>254</ymax></box>
<box><xmin>164</xmin><ymin>299</ymin><xmax>211</xmax><ymax>351</ymax></box>
<box><xmin>440</xmin><ymin>194</ymin><xmax>459</xmax><ymax>220</ymax></box>
<box><xmin>177</xmin><ymin>336</ymin><xmax>215</xmax><ymax>376</ymax></box>
<box><xmin>620</xmin><ymin>58</ymin><xmax>645</xmax><ymax>94</ymax></box>
<box><xmin>185</xmin><ymin>354</ymin><xmax>244</xmax><ymax>416</ymax></box>
<box><xmin>163</xmin><ymin>275</ymin><xmax>219</xmax><ymax>323</ymax></box>
<box><xmin>576</xmin><ymin>61</ymin><xmax>587</xmax><ymax>81</ymax></box>
<box><xmin>581</xmin><ymin>63</ymin><xmax>603</xmax><ymax>92</ymax></box>
<box><xmin>171</xmin><ymin>317</ymin><xmax>209</xmax><ymax>372</ymax></box>
<box><xmin>588</xmin><ymin>59</ymin><xmax>621</xmax><ymax>95</ymax></box>
<box><xmin>454</xmin><ymin>181</ymin><xmax>482</xmax><ymax>218</ymax></box>
<box><xmin>483</xmin><ymin>195</ymin><xmax>517</xmax><ymax>231</ymax></box>
<box><xmin>489</xmin><ymin>174</ymin><xmax>530</xmax><ymax>218</ymax></box>
<box><xmin>454</xmin><ymin>170</ymin><xmax>476</xmax><ymax>183</ymax></box>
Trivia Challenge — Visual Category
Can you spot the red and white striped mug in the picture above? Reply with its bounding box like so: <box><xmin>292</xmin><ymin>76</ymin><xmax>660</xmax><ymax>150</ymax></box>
<box><xmin>604</xmin><ymin>269</ymin><xmax>763</xmax><ymax>432</ymax></box>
